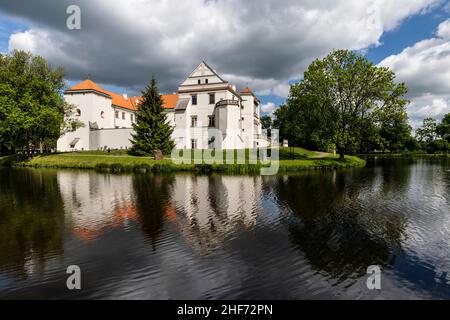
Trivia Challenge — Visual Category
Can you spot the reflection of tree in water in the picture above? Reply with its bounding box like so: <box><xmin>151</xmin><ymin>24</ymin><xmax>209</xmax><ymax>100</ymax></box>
<box><xmin>374</xmin><ymin>158</ymin><xmax>413</xmax><ymax>196</ymax></box>
<box><xmin>0</xmin><ymin>169</ymin><xmax>65</xmax><ymax>278</ymax></box>
<box><xmin>132</xmin><ymin>173</ymin><xmax>175</xmax><ymax>248</ymax></box>
<box><xmin>274</xmin><ymin>170</ymin><xmax>406</xmax><ymax>283</ymax></box>
<box><xmin>444</xmin><ymin>160</ymin><xmax>450</xmax><ymax>200</ymax></box>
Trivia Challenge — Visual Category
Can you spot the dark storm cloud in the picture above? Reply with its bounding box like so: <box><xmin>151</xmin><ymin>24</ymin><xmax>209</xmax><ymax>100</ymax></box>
<box><xmin>0</xmin><ymin>0</ymin><xmax>439</xmax><ymax>96</ymax></box>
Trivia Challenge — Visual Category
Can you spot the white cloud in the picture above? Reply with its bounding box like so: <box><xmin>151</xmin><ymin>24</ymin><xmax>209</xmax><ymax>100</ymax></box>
<box><xmin>437</xmin><ymin>19</ymin><xmax>450</xmax><ymax>38</ymax></box>
<box><xmin>8</xmin><ymin>29</ymin><xmax>36</xmax><ymax>51</ymax></box>
<box><xmin>1</xmin><ymin>0</ymin><xmax>440</xmax><ymax>98</ymax></box>
<box><xmin>408</xmin><ymin>95</ymin><xmax>450</xmax><ymax>128</ymax></box>
<box><xmin>379</xmin><ymin>18</ymin><xmax>450</xmax><ymax>128</ymax></box>
<box><xmin>8</xmin><ymin>28</ymin><xmax>88</xmax><ymax>71</ymax></box>
<box><xmin>261</xmin><ymin>102</ymin><xmax>277</xmax><ymax>114</ymax></box>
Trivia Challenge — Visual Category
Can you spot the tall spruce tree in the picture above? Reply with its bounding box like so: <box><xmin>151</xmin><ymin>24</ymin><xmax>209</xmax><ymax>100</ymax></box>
<box><xmin>129</xmin><ymin>77</ymin><xmax>174</xmax><ymax>156</ymax></box>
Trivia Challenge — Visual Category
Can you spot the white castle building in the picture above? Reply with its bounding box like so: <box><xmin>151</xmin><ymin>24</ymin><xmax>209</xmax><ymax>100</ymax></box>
<box><xmin>57</xmin><ymin>62</ymin><xmax>268</xmax><ymax>151</ymax></box>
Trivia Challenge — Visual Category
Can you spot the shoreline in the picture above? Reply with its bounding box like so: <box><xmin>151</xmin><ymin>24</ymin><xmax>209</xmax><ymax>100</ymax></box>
<box><xmin>358</xmin><ymin>153</ymin><xmax>450</xmax><ymax>158</ymax></box>
<box><xmin>1</xmin><ymin>149</ymin><xmax>366</xmax><ymax>174</ymax></box>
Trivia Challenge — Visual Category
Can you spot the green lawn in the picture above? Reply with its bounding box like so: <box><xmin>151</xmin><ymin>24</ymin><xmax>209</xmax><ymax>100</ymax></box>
<box><xmin>1</xmin><ymin>147</ymin><xmax>365</xmax><ymax>174</ymax></box>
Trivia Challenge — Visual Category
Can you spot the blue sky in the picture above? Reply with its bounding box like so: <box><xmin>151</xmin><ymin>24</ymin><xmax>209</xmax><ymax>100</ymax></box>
<box><xmin>366</xmin><ymin>5</ymin><xmax>448</xmax><ymax>64</ymax></box>
<box><xmin>0</xmin><ymin>0</ymin><xmax>449</xmax><ymax>126</ymax></box>
<box><xmin>0</xmin><ymin>14</ymin><xmax>26</xmax><ymax>53</ymax></box>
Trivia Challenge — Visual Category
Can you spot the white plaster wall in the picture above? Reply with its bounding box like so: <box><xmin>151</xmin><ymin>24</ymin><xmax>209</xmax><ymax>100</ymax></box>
<box><xmin>65</xmin><ymin>92</ymin><xmax>115</xmax><ymax>129</ymax></box>
<box><xmin>181</xmin><ymin>62</ymin><xmax>223</xmax><ymax>86</ymax></box>
<box><xmin>113</xmin><ymin>107</ymin><xmax>134</xmax><ymax>128</ymax></box>
<box><xmin>58</xmin><ymin>92</ymin><xmax>123</xmax><ymax>151</ymax></box>
<box><xmin>182</xmin><ymin>75</ymin><xmax>223</xmax><ymax>86</ymax></box>
<box><xmin>175</xmin><ymin>90</ymin><xmax>231</xmax><ymax>149</ymax></box>
<box><xmin>57</xmin><ymin>127</ymin><xmax>91</xmax><ymax>152</ymax></box>
<box><xmin>240</xmin><ymin>93</ymin><xmax>255</xmax><ymax>147</ymax></box>
<box><xmin>165</xmin><ymin>110</ymin><xmax>175</xmax><ymax>127</ymax></box>
<box><xmin>90</xmin><ymin>128</ymin><xmax>133</xmax><ymax>150</ymax></box>
<box><xmin>173</xmin><ymin>109</ymin><xmax>189</xmax><ymax>149</ymax></box>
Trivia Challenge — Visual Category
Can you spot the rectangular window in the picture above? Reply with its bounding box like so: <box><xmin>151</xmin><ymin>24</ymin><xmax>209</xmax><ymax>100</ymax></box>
<box><xmin>191</xmin><ymin>116</ymin><xmax>197</xmax><ymax>127</ymax></box>
<box><xmin>131</xmin><ymin>114</ymin><xmax>134</xmax><ymax>122</ymax></box>
<box><xmin>208</xmin><ymin>115</ymin><xmax>215</xmax><ymax>127</ymax></box>
<box><xmin>122</xmin><ymin>112</ymin><xmax>125</xmax><ymax>120</ymax></box>
<box><xmin>205</xmin><ymin>79</ymin><xmax>208</xmax><ymax>84</ymax></box>
<box><xmin>198</xmin><ymin>79</ymin><xmax>201</xmax><ymax>85</ymax></box>
<box><xmin>191</xmin><ymin>139</ymin><xmax>197</xmax><ymax>149</ymax></box>
<box><xmin>209</xmin><ymin>93</ymin><xmax>215</xmax><ymax>105</ymax></box>
<box><xmin>191</xmin><ymin>94</ymin><xmax>197</xmax><ymax>105</ymax></box>
<box><xmin>115</xmin><ymin>110</ymin><xmax>119</xmax><ymax>119</ymax></box>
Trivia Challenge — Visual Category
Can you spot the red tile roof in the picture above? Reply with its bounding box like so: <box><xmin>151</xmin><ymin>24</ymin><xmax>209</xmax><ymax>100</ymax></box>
<box><xmin>128</xmin><ymin>96</ymin><xmax>141</xmax><ymax>109</ymax></box>
<box><xmin>68</xmin><ymin>80</ymin><xmax>178</xmax><ymax>110</ymax></box>
<box><xmin>241</xmin><ymin>86</ymin><xmax>260</xmax><ymax>104</ymax></box>
<box><xmin>161</xmin><ymin>94</ymin><xmax>179</xmax><ymax>109</ymax></box>
<box><xmin>67</xmin><ymin>80</ymin><xmax>136</xmax><ymax>110</ymax></box>
<box><xmin>241</xmin><ymin>86</ymin><xmax>253</xmax><ymax>94</ymax></box>
<box><xmin>111</xmin><ymin>92</ymin><xmax>135</xmax><ymax>110</ymax></box>
<box><xmin>130</xmin><ymin>94</ymin><xmax>178</xmax><ymax>109</ymax></box>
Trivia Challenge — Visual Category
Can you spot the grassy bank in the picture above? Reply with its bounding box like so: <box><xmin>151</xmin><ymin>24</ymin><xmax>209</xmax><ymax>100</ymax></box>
<box><xmin>1</xmin><ymin>148</ymin><xmax>365</xmax><ymax>174</ymax></box>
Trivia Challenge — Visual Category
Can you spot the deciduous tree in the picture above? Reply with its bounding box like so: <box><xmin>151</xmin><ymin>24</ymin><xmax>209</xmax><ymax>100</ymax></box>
<box><xmin>278</xmin><ymin>50</ymin><xmax>410</xmax><ymax>159</ymax></box>
<box><xmin>0</xmin><ymin>50</ymin><xmax>81</xmax><ymax>155</ymax></box>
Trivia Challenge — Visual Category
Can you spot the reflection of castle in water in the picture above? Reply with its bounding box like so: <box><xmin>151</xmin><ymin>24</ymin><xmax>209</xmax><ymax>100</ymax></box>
<box><xmin>57</xmin><ymin>171</ymin><xmax>139</xmax><ymax>242</ymax></box>
<box><xmin>169</xmin><ymin>175</ymin><xmax>262</xmax><ymax>251</ymax></box>
<box><xmin>56</xmin><ymin>172</ymin><xmax>263</xmax><ymax>248</ymax></box>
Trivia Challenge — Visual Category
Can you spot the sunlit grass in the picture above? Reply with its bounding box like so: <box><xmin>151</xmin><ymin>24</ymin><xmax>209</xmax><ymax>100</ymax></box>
<box><xmin>1</xmin><ymin>147</ymin><xmax>366</xmax><ymax>174</ymax></box>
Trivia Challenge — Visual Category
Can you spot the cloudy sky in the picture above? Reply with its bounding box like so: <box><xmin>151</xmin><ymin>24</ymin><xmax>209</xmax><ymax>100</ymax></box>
<box><xmin>0</xmin><ymin>0</ymin><xmax>449</xmax><ymax>127</ymax></box>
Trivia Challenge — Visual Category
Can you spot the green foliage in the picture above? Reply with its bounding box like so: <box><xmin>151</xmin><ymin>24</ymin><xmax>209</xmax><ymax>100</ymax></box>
<box><xmin>129</xmin><ymin>77</ymin><xmax>175</xmax><ymax>156</ymax></box>
<box><xmin>413</xmin><ymin>114</ymin><xmax>450</xmax><ymax>153</ymax></box>
<box><xmin>436</xmin><ymin>113</ymin><xmax>450</xmax><ymax>143</ymax></box>
<box><xmin>416</xmin><ymin>118</ymin><xmax>437</xmax><ymax>143</ymax></box>
<box><xmin>424</xmin><ymin>139</ymin><xmax>450</xmax><ymax>154</ymax></box>
<box><xmin>274</xmin><ymin>49</ymin><xmax>411</xmax><ymax>158</ymax></box>
<box><xmin>0</xmin><ymin>50</ymin><xmax>76</xmax><ymax>155</ymax></box>
<box><xmin>260</xmin><ymin>115</ymin><xmax>272</xmax><ymax>130</ymax></box>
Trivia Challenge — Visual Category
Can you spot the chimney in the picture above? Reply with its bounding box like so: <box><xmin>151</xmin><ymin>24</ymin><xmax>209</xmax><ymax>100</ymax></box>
<box><xmin>122</xmin><ymin>93</ymin><xmax>128</xmax><ymax>99</ymax></box>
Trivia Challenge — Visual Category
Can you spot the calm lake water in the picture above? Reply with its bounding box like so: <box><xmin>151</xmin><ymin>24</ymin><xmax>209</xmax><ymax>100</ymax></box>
<box><xmin>0</xmin><ymin>158</ymin><xmax>450</xmax><ymax>299</ymax></box>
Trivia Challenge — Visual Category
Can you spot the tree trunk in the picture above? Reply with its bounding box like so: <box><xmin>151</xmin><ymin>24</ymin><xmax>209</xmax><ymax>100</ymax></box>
<box><xmin>337</xmin><ymin>146</ymin><xmax>345</xmax><ymax>161</ymax></box>
<box><xmin>153</xmin><ymin>149</ymin><xmax>164</xmax><ymax>160</ymax></box>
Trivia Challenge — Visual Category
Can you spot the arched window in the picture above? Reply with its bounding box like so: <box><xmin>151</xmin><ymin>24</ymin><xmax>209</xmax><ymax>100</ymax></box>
<box><xmin>76</xmin><ymin>109</ymin><xmax>81</xmax><ymax>116</ymax></box>
<box><xmin>100</xmin><ymin>111</ymin><xmax>105</xmax><ymax>118</ymax></box>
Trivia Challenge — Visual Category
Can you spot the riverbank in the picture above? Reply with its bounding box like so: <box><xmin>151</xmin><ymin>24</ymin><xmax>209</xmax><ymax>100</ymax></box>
<box><xmin>358</xmin><ymin>153</ymin><xmax>450</xmax><ymax>158</ymax></box>
<box><xmin>1</xmin><ymin>148</ymin><xmax>365</xmax><ymax>174</ymax></box>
